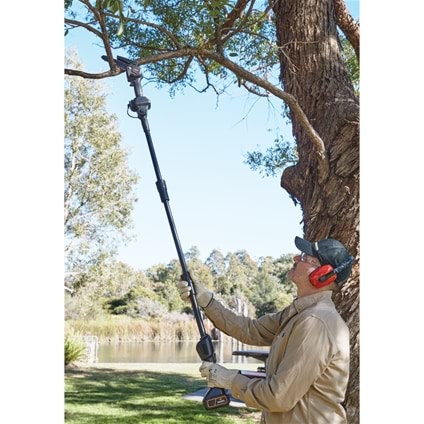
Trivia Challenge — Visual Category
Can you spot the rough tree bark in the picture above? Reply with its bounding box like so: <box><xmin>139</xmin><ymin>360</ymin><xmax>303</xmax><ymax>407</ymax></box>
<box><xmin>272</xmin><ymin>0</ymin><xmax>360</xmax><ymax>422</ymax></box>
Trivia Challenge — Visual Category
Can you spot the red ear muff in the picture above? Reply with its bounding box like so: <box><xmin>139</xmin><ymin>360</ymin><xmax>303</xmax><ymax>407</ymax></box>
<box><xmin>309</xmin><ymin>264</ymin><xmax>337</xmax><ymax>288</ymax></box>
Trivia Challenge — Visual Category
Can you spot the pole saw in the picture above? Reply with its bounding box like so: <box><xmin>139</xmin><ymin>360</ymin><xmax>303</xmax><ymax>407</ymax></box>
<box><xmin>102</xmin><ymin>55</ymin><xmax>230</xmax><ymax>410</ymax></box>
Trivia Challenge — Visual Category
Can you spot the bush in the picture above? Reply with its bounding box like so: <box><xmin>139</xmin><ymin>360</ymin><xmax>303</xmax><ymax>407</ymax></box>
<box><xmin>65</xmin><ymin>331</ymin><xmax>86</xmax><ymax>366</ymax></box>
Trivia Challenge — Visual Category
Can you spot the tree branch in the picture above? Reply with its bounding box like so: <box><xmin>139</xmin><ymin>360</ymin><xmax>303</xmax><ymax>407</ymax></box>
<box><xmin>65</xmin><ymin>46</ymin><xmax>329</xmax><ymax>181</ymax></box>
<box><xmin>240</xmin><ymin>80</ymin><xmax>268</xmax><ymax>97</ymax></box>
<box><xmin>220</xmin><ymin>0</ymin><xmax>272</xmax><ymax>46</ymax></box>
<box><xmin>65</xmin><ymin>18</ymin><xmax>103</xmax><ymax>38</ymax></box>
<box><xmin>65</xmin><ymin>68</ymin><xmax>123</xmax><ymax>78</ymax></box>
<box><xmin>103</xmin><ymin>12</ymin><xmax>183</xmax><ymax>49</ymax></box>
<box><xmin>162</xmin><ymin>56</ymin><xmax>194</xmax><ymax>84</ymax></box>
<box><xmin>203</xmin><ymin>50</ymin><xmax>329</xmax><ymax>181</ymax></box>
<box><xmin>93</xmin><ymin>3</ymin><xmax>117</xmax><ymax>71</ymax></box>
<box><xmin>333</xmin><ymin>0</ymin><xmax>360</xmax><ymax>62</ymax></box>
<box><xmin>195</xmin><ymin>57</ymin><xmax>220</xmax><ymax>95</ymax></box>
<box><xmin>221</xmin><ymin>0</ymin><xmax>251</xmax><ymax>35</ymax></box>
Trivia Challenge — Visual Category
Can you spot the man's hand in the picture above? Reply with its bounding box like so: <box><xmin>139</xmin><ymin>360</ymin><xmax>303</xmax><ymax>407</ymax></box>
<box><xmin>176</xmin><ymin>280</ymin><xmax>213</xmax><ymax>308</ymax></box>
<box><xmin>199</xmin><ymin>361</ymin><xmax>240</xmax><ymax>389</ymax></box>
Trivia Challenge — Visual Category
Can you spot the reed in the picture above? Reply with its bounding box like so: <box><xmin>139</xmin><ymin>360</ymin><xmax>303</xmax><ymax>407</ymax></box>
<box><xmin>66</xmin><ymin>314</ymin><xmax>200</xmax><ymax>342</ymax></box>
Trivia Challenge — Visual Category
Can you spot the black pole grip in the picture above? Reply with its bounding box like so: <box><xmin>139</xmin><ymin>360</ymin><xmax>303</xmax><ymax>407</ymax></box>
<box><xmin>156</xmin><ymin>180</ymin><xmax>169</xmax><ymax>203</ymax></box>
<box><xmin>196</xmin><ymin>335</ymin><xmax>216</xmax><ymax>363</ymax></box>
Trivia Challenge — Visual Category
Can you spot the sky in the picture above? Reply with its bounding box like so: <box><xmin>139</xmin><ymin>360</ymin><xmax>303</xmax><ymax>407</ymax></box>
<box><xmin>64</xmin><ymin>1</ymin><xmax>359</xmax><ymax>270</ymax></box>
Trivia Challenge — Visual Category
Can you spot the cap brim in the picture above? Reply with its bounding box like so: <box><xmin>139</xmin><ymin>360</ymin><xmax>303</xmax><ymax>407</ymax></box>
<box><xmin>294</xmin><ymin>236</ymin><xmax>314</xmax><ymax>256</ymax></box>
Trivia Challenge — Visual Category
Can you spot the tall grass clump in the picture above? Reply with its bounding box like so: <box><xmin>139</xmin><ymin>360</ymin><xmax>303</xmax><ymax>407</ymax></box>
<box><xmin>65</xmin><ymin>330</ymin><xmax>86</xmax><ymax>366</ymax></box>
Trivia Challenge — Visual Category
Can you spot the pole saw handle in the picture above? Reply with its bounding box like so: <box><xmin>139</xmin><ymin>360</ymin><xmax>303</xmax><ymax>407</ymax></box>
<box><xmin>196</xmin><ymin>335</ymin><xmax>231</xmax><ymax>409</ymax></box>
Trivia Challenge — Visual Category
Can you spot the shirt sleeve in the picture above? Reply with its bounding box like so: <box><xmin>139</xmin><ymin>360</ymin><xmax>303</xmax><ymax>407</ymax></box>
<box><xmin>231</xmin><ymin>315</ymin><xmax>333</xmax><ymax>412</ymax></box>
<box><xmin>203</xmin><ymin>298</ymin><xmax>283</xmax><ymax>346</ymax></box>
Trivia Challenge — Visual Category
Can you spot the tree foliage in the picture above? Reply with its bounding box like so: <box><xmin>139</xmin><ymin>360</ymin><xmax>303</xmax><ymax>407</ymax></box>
<box><xmin>64</xmin><ymin>0</ymin><xmax>358</xmax><ymax>178</ymax></box>
<box><xmin>66</xmin><ymin>246</ymin><xmax>295</xmax><ymax>321</ymax></box>
<box><xmin>340</xmin><ymin>34</ymin><xmax>359</xmax><ymax>95</ymax></box>
<box><xmin>244</xmin><ymin>135</ymin><xmax>298</xmax><ymax>177</ymax></box>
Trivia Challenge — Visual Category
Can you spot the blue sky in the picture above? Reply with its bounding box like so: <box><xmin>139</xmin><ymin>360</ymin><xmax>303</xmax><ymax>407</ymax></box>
<box><xmin>65</xmin><ymin>1</ymin><xmax>359</xmax><ymax>270</ymax></box>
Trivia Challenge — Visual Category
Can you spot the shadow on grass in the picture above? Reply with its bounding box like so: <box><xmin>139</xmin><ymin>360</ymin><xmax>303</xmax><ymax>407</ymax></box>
<box><xmin>65</xmin><ymin>367</ymin><xmax>260</xmax><ymax>424</ymax></box>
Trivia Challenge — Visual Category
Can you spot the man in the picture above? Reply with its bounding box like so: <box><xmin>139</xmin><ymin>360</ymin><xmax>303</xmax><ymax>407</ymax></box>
<box><xmin>177</xmin><ymin>236</ymin><xmax>354</xmax><ymax>423</ymax></box>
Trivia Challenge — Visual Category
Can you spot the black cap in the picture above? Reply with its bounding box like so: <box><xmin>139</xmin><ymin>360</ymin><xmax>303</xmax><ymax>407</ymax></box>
<box><xmin>294</xmin><ymin>236</ymin><xmax>354</xmax><ymax>284</ymax></box>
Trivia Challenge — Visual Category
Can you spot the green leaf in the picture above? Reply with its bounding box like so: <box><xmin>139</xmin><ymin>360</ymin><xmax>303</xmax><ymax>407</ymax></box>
<box><xmin>104</xmin><ymin>0</ymin><xmax>121</xmax><ymax>14</ymax></box>
<box><xmin>117</xmin><ymin>20</ymin><xmax>124</xmax><ymax>37</ymax></box>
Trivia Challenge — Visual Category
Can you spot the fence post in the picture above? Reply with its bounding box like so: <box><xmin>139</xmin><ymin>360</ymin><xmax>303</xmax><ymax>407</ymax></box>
<box><xmin>82</xmin><ymin>335</ymin><xmax>99</xmax><ymax>363</ymax></box>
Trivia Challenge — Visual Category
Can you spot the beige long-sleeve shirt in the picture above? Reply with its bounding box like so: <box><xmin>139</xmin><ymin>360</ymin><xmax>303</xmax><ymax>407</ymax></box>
<box><xmin>203</xmin><ymin>291</ymin><xmax>350</xmax><ymax>423</ymax></box>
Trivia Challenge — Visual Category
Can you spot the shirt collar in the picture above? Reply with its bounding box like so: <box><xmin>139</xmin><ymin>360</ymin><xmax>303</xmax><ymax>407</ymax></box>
<box><xmin>293</xmin><ymin>291</ymin><xmax>333</xmax><ymax>313</ymax></box>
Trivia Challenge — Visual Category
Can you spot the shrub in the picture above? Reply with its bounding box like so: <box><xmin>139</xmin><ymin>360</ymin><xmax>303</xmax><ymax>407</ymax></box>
<box><xmin>65</xmin><ymin>331</ymin><xmax>86</xmax><ymax>366</ymax></box>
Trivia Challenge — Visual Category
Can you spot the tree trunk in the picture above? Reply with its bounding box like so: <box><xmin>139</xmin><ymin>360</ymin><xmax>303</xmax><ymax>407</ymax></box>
<box><xmin>272</xmin><ymin>0</ymin><xmax>360</xmax><ymax>422</ymax></box>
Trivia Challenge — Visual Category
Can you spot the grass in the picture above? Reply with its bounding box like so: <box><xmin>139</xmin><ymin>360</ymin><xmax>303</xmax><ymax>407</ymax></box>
<box><xmin>66</xmin><ymin>316</ymin><xmax>199</xmax><ymax>342</ymax></box>
<box><xmin>65</xmin><ymin>363</ymin><xmax>262</xmax><ymax>423</ymax></box>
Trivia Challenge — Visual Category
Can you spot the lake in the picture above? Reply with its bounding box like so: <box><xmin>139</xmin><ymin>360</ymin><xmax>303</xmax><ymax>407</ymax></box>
<box><xmin>97</xmin><ymin>340</ymin><xmax>266</xmax><ymax>364</ymax></box>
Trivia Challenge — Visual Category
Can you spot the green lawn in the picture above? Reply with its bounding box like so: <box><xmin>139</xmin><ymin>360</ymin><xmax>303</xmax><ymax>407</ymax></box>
<box><xmin>65</xmin><ymin>364</ymin><xmax>262</xmax><ymax>423</ymax></box>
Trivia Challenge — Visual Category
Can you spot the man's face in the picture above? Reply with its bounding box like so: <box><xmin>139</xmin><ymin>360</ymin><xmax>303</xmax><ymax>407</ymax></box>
<box><xmin>288</xmin><ymin>252</ymin><xmax>321</xmax><ymax>284</ymax></box>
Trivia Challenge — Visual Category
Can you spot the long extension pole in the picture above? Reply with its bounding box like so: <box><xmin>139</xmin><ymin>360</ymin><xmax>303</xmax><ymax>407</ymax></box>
<box><xmin>104</xmin><ymin>55</ymin><xmax>230</xmax><ymax>410</ymax></box>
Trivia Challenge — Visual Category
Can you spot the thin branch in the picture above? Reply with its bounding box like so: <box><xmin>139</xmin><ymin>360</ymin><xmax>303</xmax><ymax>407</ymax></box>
<box><xmin>103</xmin><ymin>12</ymin><xmax>183</xmax><ymax>49</ymax></box>
<box><xmin>203</xmin><ymin>51</ymin><xmax>329</xmax><ymax>181</ymax></box>
<box><xmin>97</xmin><ymin>9</ymin><xmax>117</xmax><ymax>71</ymax></box>
<box><xmin>333</xmin><ymin>0</ymin><xmax>360</xmax><ymax>62</ymax></box>
<box><xmin>240</xmin><ymin>80</ymin><xmax>268</xmax><ymax>97</ymax></box>
<box><xmin>130</xmin><ymin>42</ymin><xmax>174</xmax><ymax>52</ymax></box>
<box><xmin>220</xmin><ymin>0</ymin><xmax>267</xmax><ymax>45</ymax></box>
<box><xmin>233</xmin><ymin>93</ymin><xmax>263</xmax><ymax>126</ymax></box>
<box><xmin>65</xmin><ymin>68</ymin><xmax>123</xmax><ymax>78</ymax></box>
<box><xmin>221</xmin><ymin>0</ymin><xmax>251</xmax><ymax>35</ymax></box>
<box><xmin>65</xmin><ymin>18</ymin><xmax>103</xmax><ymax>38</ymax></box>
<box><xmin>162</xmin><ymin>56</ymin><xmax>194</xmax><ymax>84</ymax></box>
<box><xmin>195</xmin><ymin>57</ymin><xmax>220</xmax><ymax>95</ymax></box>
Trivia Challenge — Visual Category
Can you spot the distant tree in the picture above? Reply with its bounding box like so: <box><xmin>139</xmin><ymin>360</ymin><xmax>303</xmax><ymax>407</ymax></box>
<box><xmin>235</xmin><ymin>250</ymin><xmax>258</xmax><ymax>275</ymax></box>
<box><xmin>106</xmin><ymin>287</ymin><xmax>166</xmax><ymax>318</ymax></box>
<box><xmin>185</xmin><ymin>246</ymin><xmax>215</xmax><ymax>290</ymax></box>
<box><xmin>146</xmin><ymin>261</ymin><xmax>186</xmax><ymax>311</ymax></box>
<box><xmin>206</xmin><ymin>248</ymin><xmax>229</xmax><ymax>301</ymax></box>
<box><xmin>270</xmin><ymin>254</ymin><xmax>297</xmax><ymax>298</ymax></box>
<box><xmin>66</xmin><ymin>258</ymin><xmax>150</xmax><ymax>319</ymax></box>
<box><xmin>205</xmin><ymin>249</ymin><xmax>226</xmax><ymax>278</ymax></box>
<box><xmin>251</xmin><ymin>256</ymin><xmax>294</xmax><ymax>317</ymax></box>
<box><xmin>213</xmin><ymin>251</ymin><xmax>252</xmax><ymax>312</ymax></box>
<box><xmin>222</xmin><ymin>252</ymin><xmax>245</xmax><ymax>296</ymax></box>
<box><xmin>64</xmin><ymin>51</ymin><xmax>138</xmax><ymax>289</ymax></box>
<box><xmin>96</xmin><ymin>262</ymin><xmax>156</xmax><ymax>315</ymax></box>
